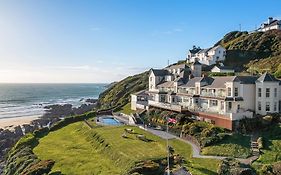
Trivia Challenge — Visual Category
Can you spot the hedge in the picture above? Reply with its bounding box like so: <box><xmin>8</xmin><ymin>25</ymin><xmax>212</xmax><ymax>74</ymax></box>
<box><xmin>49</xmin><ymin>111</ymin><xmax>96</xmax><ymax>131</ymax></box>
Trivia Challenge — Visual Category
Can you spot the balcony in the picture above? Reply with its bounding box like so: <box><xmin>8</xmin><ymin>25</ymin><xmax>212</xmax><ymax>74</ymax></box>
<box><xmin>187</xmin><ymin>105</ymin><xmax>253</xmax><ymax>120</ymax></box>
<box><xmin>200</xmin><ymin>91</ymin><xmax>226</xmax><ymax>98</ymax></box>
<box><xmin>148</xmin><ymin>100</ymin><xmax>187</xmax><ymax>112</ymax></box>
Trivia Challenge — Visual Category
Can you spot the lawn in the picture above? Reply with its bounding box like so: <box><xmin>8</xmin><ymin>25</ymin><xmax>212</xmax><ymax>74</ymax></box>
<box><xmin>33</xmin><ymin>121</ymin><xmax>220</xmax><ymax>175</ymax></box>
<box><xmin>118</xmin><ymin>103</ymin><xmax>134</xmax><ymax>115</ymax></box>
<box><xmin>201</xmin><ymin>134</ymin><xmax>251</xmax><ymax>158</ymax></box>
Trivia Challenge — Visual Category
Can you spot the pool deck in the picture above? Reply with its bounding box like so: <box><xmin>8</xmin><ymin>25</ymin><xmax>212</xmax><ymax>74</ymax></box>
<box><xmin>96</xmin><ymin>115</ymin><xmax>126</xmax><ymax>126</ymax></box>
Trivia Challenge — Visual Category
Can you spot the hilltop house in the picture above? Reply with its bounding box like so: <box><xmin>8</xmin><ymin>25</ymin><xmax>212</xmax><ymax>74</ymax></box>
<box><xmin>186</xmin><ymin>45</ymin><xmax>226</xmax><ymax>66</ymax></box>
<box><xmin>131</xmin><ymin>62</ymin><xmax>281</xmax><ymax>130</ymax></box>
<box><xmin>257</xmin><ymin>17</ymin><xmax>281</xmax><ymax>32</ymax></box>
<box><xmin>211</xmin><ymin>65</ymin><xmax>235</xmax><ymax>73</ymax></box>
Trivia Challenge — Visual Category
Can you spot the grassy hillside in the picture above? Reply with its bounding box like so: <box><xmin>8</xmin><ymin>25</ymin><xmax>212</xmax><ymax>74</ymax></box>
<box><xmin>33</xmin><ymin>121</ymin><xmax>220</xmax><ymax>175</ymax></box>
<box><xmin>98</xmin><ymin>71</ymin><xmax>148</xmax><ymax>110</ymax></box>
<box><xmin>216</xmin><ymin>30</ymin><xmax>281</xmax><ymax>76</ymax></box>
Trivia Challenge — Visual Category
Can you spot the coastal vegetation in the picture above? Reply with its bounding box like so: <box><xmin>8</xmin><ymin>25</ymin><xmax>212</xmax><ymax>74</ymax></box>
<box><xmin>3</xmin><ymin>111</ymin><xmax>96</xmax><ymax>175</ymax></box>
<box><xmin>201</xmin><ymin>134</ymin><xmax>251</xmax><ymax>158</ymax></box>
<box><xmin>216</xmin><ymin>30</ymin><xmax>281</xmax><ymax>76</ymax></box>
<box><xmin>117</xmin><ymin>102</ymin><xmax>134</xmax><ymax>115</ymax></box>
<box><xmin>25</xmin><ymin>120</ymin><xmax>220</xmax><ymax>175</ymax></box>
<box><xmin>98</xmin><ymin>72</ymin><xmax>148</xmax><ymax>110</ymax></box>
<box><xmin>252</xmin><ymin>124</ymin><xmax>281</xmax><ymax>174</ymax></box>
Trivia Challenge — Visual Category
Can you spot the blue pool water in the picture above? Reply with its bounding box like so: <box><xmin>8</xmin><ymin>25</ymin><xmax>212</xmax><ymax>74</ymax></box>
<box><xmin>100</xmin><ymin>116</ymin><xmax>121</xmax><ymax>126</ymax></box>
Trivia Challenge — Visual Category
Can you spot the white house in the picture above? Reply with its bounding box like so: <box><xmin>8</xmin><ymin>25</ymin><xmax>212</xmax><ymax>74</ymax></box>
<box><xmin>186</xmin><ymin>45</ymin><xmax>226</xmax><ymax>66</ymax></box>
<box><xmin>211</xmin><ymin>65</ymin><xmax>235</xmax><ymax>73</ymax></box>
<box><xmin>257</xmin><ymin>17</ymin><xmax>281</xmax><ymax>32</ymax></box>
<box><xmin>131</xmin><ymin>68</ymin><xmax>281</xmax><ymax>130</ymax></box>
<box><xmin>255</xmin><ymin>73</ymin><xmax>281</xmax><ymax>115</ymax></box>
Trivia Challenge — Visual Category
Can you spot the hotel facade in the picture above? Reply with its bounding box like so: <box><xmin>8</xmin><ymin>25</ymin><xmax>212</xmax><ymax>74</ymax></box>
<box><xmin>131</xmin><ymin>62</ymin><xmax>281</xmax><ymax>130</ymax></box>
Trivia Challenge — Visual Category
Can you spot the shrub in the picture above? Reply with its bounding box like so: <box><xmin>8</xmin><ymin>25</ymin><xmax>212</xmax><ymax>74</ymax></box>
<box><xmin>33</xmin><ymin>127</ymin><xmax>49</xmax><ymax>138</ymax></box>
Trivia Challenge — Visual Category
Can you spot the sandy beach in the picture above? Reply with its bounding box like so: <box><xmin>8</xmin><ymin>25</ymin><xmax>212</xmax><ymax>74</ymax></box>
<box><xmin>0</xmin><ymin>116</ymin><xmax>39</xmax><ymax>129</ymax></box>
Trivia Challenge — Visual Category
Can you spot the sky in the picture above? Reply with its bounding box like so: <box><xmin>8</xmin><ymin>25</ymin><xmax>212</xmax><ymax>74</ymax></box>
<box><xmin>0</xmin><ymin>0</ymin><xmax>280</xmax><ymax>83</ymax></box>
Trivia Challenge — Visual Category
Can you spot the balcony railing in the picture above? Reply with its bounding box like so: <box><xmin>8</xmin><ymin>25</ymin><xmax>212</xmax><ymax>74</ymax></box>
<box><xmin>148</xmin><ymin>100</ymin><xmax>183</xmax><ymax>112</ymax></box>
<box><xmin>200</xmin><ymin>92</ymin><xmax>226</xmax><ymax>98</ymax></box>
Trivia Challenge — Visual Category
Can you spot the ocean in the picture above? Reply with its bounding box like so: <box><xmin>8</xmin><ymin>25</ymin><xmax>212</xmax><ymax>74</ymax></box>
<box><xmin>0</xmin><ymin>84</ymin><xmax>107</xmax><ymax>120</ymax></box>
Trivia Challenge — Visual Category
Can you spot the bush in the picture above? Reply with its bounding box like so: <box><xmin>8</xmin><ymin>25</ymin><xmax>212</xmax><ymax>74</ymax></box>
<box><xmin>33</xmin><ymin>127</ymin><xmax>50</xmax><ymax>138</ymax></box>
<box><xmin>218</xmin><ymin>158</ymin><xmax>254</xmax><ymax>175</ymax></box>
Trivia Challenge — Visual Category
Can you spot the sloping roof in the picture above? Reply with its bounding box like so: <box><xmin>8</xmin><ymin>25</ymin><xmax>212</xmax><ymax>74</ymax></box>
<box><xmin>181</xmin><ymin>77</ymin><xmax>202</xmax><ymax>87</ymax></box>
<box><xmin>189</xmin><ymin>48</ymin><xmax>201</xmax><ymax>54</ymax></box>
<box><xmin>237</xmin><ymin>76</ymin><xmax>258</xmax><ymax>84</ymax></box>
<box><xmin>157</xmin><ymin>81</ymin><xmax>175</xmax><ymax>88</ymax></box>
<box><xmin>166</xmin><ymin>63</ymin><xmax>188</xmax><ymax>70</ymax></box>
<box><xmin>204</xmin><ymin>76</ymin><xmax>238</xmax><ymax>88</ymax></box>
<box><xmin>256</xmin><ymin>73</ymin><xmax>279</xmax><ymax>82</ymax></box>
<box><xmin>208</xmin><ymin>45</ymin><xmax>224</xmax><ymax>52</ymax></box>
<box><xmin>150</xmin><ymin>69</ymin><xmax>171</xmax><ymax>76</ymax></box>
<box><xmin>193</xmin><ymin>60</ymin><xmax>202</xmax><ymax>65</ymax></box>
<box><xmin>197</xmin><ymin>48</ymin><xmax>211</xmax><ymax>54</ymax></box>
<box><xmin>264</xmin><ymin>19</ymin><xmax>280</xmax><ymax>27</ymax></box>
<box><xmin>213</xmin><ymin>65</ymin><xmax>234</xmax><ymax>71</ymax></box>
<box><xmin>133</xmin><ymin>90</ymin><xmax>149</xmax><ymax>96</ymax></box>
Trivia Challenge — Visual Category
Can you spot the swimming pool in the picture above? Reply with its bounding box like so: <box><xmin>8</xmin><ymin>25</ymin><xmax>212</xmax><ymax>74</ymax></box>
<box><xmin>98</xmin><ymin>116</ymin><xmax>121</xmax><ymax>126</ymax></box>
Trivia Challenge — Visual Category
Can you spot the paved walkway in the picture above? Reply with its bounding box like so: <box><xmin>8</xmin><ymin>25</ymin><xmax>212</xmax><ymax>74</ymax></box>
<box><xmin>139</xmin><ymin>125</ymin><xmax>258</xmax><ymax>164</ymax></box>
<box><xmin>114</xmin><ymin>113</ymin><xmax>259</xmax><ymax>164</ymax></box>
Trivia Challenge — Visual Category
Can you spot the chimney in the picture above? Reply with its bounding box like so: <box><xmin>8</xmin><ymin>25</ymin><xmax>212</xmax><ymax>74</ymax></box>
<box><xmin>268</xmin><ymin>17</ymin><xmax>273</xmax><ymax>24</ymax></box>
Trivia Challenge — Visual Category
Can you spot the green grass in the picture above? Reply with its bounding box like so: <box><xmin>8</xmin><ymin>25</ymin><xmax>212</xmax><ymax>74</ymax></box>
<box><xmin>170</xmin><ymin>140</ymin><xmax>221</xmax><ymax>175</ymax></box>
<box><xmin>257</xmin><ymin>140</ymin><xmax>281</xmax><ymax>163</ymax></box>
<box><xmin>33</xmin><ymin>121</ymin><xmax>220</xmax><ymax>175</ymax></box>
<box><xmin>201</xmin><ymin>134</ymin><xmax>251</xmax><ymax>158</ymax></box>
<box><xmin>118</xmin><ymin>103</ymin><xmax>134</xmax><ymax>115</ymax></box>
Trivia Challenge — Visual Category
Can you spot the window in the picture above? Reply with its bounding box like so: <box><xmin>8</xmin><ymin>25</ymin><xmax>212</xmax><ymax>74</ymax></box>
<box><xmin>228</xmin><ymin>102</ymin><xmax>232</xmax><ymax>110</ymax></box>
<box><xmin>234</xmin><ymin>87</ymin><xmax>238</xmax><ymax>96</ymax></box>
<box><xmin>274</xmin><ymin>88</ymin><xmax>277</xmax><ymax>97</ymax></box>
<box><xmin>195</xmin><ymin>99</ymin><xmax>199</xmax><ymax>104</ymax></box>
<box><xmin>237</xmin><ymin>104</ymin><xmax>240</xmax><ymax>111</ymax></box>
<box><xmin>258</xmin><ymin>101</ymin><xmax>261</xmax><ymax>111</ymax></box>
<box><xmin>274</xmin><ymin>102</ymin><xmax>277</xmax><ymax>111</ymax></box>
<box><xmin>160</xmin><ymin>95</ymin><xmax>166</xmax><ymax>103</ymax></box>
<box><xmin>266</xmin><ymin>102</ymin><xmax>270</xmax><ymax>111</ymax></box>
<box><xmin>210</xmin><ymin>100</ymin><xmax>218</xmax><ymax>106</ymax></box>
<box><xmin>150</xmin><ymin>77</ymin><xmax>152</xmax><ymax>81</ymax></box>
<box><xmin>266</xmin><ymin>88</ymin><xmax>270</xmax><ymax>98</ymax></box>
<box><xmin>221</xmin><ymin>101</ymin><xmax>224</xmax><ymax>110</ymax></box>
<box><xmin>227</xmin><ymin>87</ymin><xmax>231</xmax><ymax>96</ymax></box>
<box><xmin>258</xmin><ymin>88</ymin><xmax>262</xmax><ymax>97</ymax></box>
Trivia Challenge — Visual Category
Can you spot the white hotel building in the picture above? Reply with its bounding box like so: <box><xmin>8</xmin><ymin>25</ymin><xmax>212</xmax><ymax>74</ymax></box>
<box><xmin>131</xmin><ymin>62</ymin><xmax>281</xmax><ymax>130</ymax></box>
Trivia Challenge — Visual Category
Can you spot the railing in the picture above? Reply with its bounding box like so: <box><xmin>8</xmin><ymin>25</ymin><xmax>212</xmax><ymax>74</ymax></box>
<box><xmin>200</xmin><ymin>92</ymin><xmax>226</xmax><ymax>98</ymax></box>
<box><xmin>148</xmin><ymin>100</ymin><xmax>183</xmax><ymax>112</ymax></box>
<box><xmin>186</xmin><ymin>105</ymin><xmax>231</xmax><ymax>117</ymax></box>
